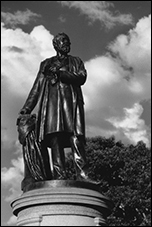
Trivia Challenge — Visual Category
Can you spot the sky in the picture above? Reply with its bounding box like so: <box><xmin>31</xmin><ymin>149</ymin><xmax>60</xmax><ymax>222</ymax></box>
<box><xmin>1</xmin><ymin>1</ymin><xmax>151</xmax><ymax>226</ymax></box>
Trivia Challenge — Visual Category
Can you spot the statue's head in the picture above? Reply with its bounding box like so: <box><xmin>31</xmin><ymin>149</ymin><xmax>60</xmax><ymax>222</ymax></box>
<box><xmin>53</xmin><ymin>32</ymin><xmax>71</xmax><ymax>54</ymax></box>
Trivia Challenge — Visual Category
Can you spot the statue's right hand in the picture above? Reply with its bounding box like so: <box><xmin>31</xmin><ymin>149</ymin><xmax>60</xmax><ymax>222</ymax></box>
<box><xmin>49</xmin><ymin>66</ymin><xmax>58</xmax><ymax>73</ymax></box>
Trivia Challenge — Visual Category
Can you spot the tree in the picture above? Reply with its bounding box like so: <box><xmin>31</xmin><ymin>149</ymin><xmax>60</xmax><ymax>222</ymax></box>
<box><xmin>65</xmin><ymin>136</ymin><xmax>151</xmax><ymax>226</ymax></box>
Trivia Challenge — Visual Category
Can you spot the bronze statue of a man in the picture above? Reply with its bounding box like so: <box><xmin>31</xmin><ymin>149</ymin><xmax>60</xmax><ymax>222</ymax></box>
<box><xmin>18</xmin><ymin>32</ymin><xmax>91</xmax><ymax>183</ymax></box>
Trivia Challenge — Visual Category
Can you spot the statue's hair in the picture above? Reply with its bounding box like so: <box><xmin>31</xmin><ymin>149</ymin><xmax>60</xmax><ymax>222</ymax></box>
<box><xmin>53</xmin><ymin>32</ymin><xmax>71</xmax><ymax>49</ymax></box>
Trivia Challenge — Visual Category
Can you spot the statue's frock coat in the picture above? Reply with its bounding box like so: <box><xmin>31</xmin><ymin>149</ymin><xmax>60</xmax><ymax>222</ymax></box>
<box><xmin>22</xmin><ymin>55</ymin><xmax>87</xmax><ymax>147</ymax></box>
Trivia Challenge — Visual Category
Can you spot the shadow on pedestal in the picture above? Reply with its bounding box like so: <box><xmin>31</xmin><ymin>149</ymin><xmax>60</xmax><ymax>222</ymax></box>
<box><xmin>11</xmin><ymin>180</ymin><xmax>113</xmax><ymax>226</ymax></box>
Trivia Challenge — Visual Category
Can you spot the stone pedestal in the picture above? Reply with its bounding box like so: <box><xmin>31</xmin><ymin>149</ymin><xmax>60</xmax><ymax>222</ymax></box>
<box><xmin>11</xmin><ymin>180</ymin><xmax>113</xmax><ymax>226</ymax></box>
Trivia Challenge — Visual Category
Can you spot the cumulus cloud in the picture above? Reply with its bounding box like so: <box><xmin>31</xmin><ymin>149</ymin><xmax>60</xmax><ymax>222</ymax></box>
<box><xmin>58</xmin><ymin>1</ymin><xmax>134</xmax><ymax>29</ymax></box>
<box><xmin>1</xmin><ymin>9</ymin><xmax>41</xmax><ymax>27</ymax></box>
<box><xmin>1</xmin><ymin>155</ymin><xmax>24</xmax><ymax>202</ymax></box>
<box><xmin>1</xmin><ymin>22</ymin><xmax>55</xmax><ymax>96</ymax></box>
<box><xmin>107</xmin><ymin>103</ymin><xmax>150</xmax><ymax>147</ymax></box>
<box><xmin>108</xmin><ymin>15</ymin><xmax>151</xmax><ymax>81</ymax></box>
<box><xmin>83</xmin><ymin>14</ymin><xmax>151</xmax><ymax>146</ymax></box>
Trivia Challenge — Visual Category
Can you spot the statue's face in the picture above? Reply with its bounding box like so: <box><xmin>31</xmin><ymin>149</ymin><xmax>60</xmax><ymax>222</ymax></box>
<box><xmin>56</xmin><ymin>36</ymin><xmax>71</xmax><ymax>54</ymax></box>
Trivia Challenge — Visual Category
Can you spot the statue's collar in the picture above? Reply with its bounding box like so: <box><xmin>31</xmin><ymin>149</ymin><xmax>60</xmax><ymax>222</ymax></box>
<box><xmin>55</xmin><ymin>54</ymin><xmax>68</xmax><ymax>61</ymax></box>
<box><xmin>52</xmin><ymin>55</ymin><xmax>69</xmax><ymax>65</ymax></box>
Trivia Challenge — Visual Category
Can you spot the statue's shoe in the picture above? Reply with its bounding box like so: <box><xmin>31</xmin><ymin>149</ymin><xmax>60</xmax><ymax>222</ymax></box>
<box><xmin>76</xmin><ymin>174</ymin><xmax>101</xmax><ymax>185</ymax></box>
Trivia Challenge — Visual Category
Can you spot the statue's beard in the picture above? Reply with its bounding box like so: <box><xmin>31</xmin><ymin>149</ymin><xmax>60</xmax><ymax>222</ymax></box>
<box><xmin>58</xmin><ymin>45</ymin><xmax>70</xmax><ymax>54</ymax></box>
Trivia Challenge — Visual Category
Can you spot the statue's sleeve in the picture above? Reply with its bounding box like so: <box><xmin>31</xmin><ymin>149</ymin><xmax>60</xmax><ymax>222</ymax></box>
<box><xmin>20</xmin><ymin>61</ymin><xmax>45</xmax><ymax>114</ymax></box>
<box><xmin>59</xmin><ymin>57</ymin><xmax>87</xmax><ymax>86</ymax></box>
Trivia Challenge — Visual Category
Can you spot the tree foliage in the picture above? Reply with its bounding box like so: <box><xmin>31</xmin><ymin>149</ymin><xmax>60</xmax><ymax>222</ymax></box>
<box><xmin>65</xmin><ymin>136</ymin><xmax>151</xmax><ymax>226</ymax></box>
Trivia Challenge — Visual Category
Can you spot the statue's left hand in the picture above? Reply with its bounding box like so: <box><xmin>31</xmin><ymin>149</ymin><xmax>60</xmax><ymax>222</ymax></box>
<box><xmin>16</xmin><ymin>114</ymin><xmax>23</xmax><ymax>126</ymax></box>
